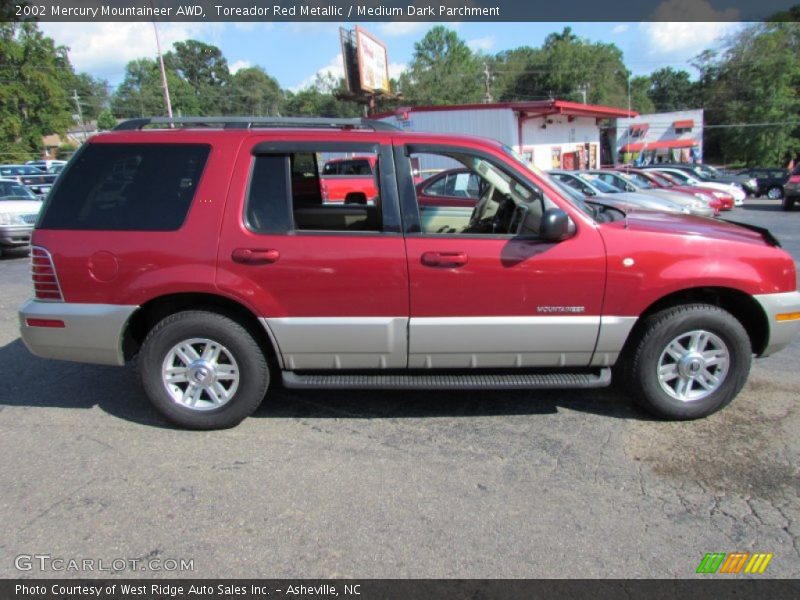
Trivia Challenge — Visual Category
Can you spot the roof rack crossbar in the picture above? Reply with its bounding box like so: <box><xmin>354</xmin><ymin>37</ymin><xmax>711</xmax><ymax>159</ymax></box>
<box><xmin>113</xmin><ymin>116</ymin><xmax>399</xmax><ymax>132</ymax></box>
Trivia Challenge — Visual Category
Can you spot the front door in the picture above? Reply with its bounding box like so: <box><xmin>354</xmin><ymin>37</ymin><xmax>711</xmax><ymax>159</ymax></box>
<box><xmin>396</xmin><ymin>141</ymin><xmax>607</xmax><ymax>369</ymax></box>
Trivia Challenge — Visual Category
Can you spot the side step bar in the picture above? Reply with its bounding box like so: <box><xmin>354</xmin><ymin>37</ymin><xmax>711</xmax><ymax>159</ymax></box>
<box><xmin>282</xmin><ymin>368</ymin><xmax>611</xmax><ymax>390</ymax></box>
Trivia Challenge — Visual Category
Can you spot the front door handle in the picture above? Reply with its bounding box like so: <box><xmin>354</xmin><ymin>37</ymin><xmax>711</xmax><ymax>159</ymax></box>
<box><xmin>421</xmin><ymin>251</ymin><xmax>469</xmax><ymax>268</ymax></box>
<box><xmin>231</xmin><ymin>248</ymin><xmax>280</xmax><ymax>265</ymax></box>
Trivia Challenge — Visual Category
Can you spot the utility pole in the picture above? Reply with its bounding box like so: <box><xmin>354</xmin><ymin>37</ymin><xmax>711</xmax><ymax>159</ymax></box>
<box><xmin>153</xmin><ymin>21</ymin><xmax>173</xmax><ymax>119</ymax></box>
<box><xmin>577</xmin><ymin>83</ymin><xmax>588</xmax><ymax>104</ymax></box>
<box><xmin>71</xmin><ymin>90</ymin><xmax>88</xmax><ymax>142</ymax></box>
<box><xmin>483</xmin><ymin>62</ymin><xmax>493</xmax><ymax>104</ymax></box>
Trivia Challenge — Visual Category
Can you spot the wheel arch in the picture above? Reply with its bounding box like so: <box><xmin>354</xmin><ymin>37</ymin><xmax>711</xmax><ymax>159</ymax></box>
<box><xmin>123</xmin><ymin>292</ymin><xmax>282</xmax><ymax>369</ymax></box>
<box><xmin>620</xmin><ymin>286</ymin><xmax>769</xmax><ymax>359</ymax></box>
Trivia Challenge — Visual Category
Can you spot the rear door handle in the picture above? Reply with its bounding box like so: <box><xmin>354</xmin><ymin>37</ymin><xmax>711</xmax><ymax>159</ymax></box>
<box><xmin>231</xmin><ymin>248</ymin><xmax>280</xmax><ymax>264</ymax></box>
<box><xmin>421</xmin><ymin>251</ymin><xmax>469</xmax><ymax>267</ymax></box>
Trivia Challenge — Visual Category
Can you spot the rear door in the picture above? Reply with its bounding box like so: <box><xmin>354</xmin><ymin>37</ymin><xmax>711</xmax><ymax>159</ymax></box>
<box><xmin>217</xmin><ymin>134</ymin><xmax>409</xmax><ymax>370</ymax></box>
<box><xmin>394</xmin><ymin>138</ymin><xmax>607</xmax><ymax>369</ymax></box>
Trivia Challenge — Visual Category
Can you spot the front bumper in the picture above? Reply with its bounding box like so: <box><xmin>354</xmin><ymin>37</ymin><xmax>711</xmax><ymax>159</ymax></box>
<box><xmin>0</xmin><ymin>224</ymin><xmax>33</xmax><ymax>247</ymax></box>
<box><xmin>18</xmin><ymin>300</ymin><xmax>138</xmax><ymax>366</ymax></box>
<box><xmin>753</xmin><ymin>291</ymin><xmax>800</xmax><ymax>356</ymax></box>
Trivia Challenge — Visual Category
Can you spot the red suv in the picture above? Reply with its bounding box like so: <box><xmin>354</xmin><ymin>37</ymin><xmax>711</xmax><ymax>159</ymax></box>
<box><xmin>18</xmin><ymin>117</ymin><xmax>800</xmax><ymax>429</ymax></box>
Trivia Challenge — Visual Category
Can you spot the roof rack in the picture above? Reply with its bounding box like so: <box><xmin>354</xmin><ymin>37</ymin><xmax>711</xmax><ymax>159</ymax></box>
<box><xmin>113</xmin><ymin>116</ymin><xmax>400</xmax><ymax>132</ymax></box>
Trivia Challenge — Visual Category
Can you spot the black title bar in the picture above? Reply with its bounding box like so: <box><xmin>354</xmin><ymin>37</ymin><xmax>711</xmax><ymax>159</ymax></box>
<box><xmin>6</xmin><ymin>0</ymin><xmax>800</xmax><ymax>22</ymax></box>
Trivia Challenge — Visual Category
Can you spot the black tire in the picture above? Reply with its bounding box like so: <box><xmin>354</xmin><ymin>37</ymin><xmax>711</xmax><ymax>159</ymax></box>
<box><xmin>621</xmin><ymin>304</ymin><xmax>751</xmax><ymax>420</ymax></box>
<box><xmin>783</xmin><ymin>196</ymin><xmax>795</xmax><ymax>211</ymax></box>
<box><xmin>139</xmin><ymin>311</ymin><xmax>270</xmax><ymax>429</ymax></box>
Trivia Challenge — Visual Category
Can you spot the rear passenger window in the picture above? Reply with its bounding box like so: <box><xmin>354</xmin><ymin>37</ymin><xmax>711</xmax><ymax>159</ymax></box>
<box><xmin>39</xmin><ymin>144</ymin><xmax>209</xmax><ymax>231</ymax></box>
<box><xmin>247</xmin><ymin>149</ymin><xmax>382</xmax><ymax>234</ymax></box>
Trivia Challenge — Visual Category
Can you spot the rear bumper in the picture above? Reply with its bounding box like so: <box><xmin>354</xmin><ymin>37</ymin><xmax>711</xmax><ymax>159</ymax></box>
<box><xmin>0</xmin><ymin>224</ymin><xmax>33</xmax><ymax>247</ymax></box>
<box><xmin>753</xmin><ymin>292</ymin><xmax>800</xmax><ymax>356</ymax></box>
<box><xmin>18</xmin><ymin>300</ymin><xmax>137</xmax><ymax>366</ymax></box>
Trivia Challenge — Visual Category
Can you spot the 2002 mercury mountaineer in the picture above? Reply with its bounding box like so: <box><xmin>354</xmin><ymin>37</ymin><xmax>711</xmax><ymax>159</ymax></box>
<box><xmin>18</xmin><ymin>117</ymin><xmax>800</xmax><ymax>429</ymax></box>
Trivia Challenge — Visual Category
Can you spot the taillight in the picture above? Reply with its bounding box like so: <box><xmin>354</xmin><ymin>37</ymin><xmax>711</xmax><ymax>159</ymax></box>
<box><xmin>31</xmin><ymin>246</ymin><xmax>64</xmax><ymax>301</ymax></box>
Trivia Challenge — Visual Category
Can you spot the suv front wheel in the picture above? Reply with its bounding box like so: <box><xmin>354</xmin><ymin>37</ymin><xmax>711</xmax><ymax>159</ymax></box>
<box><xmin>622</xmin><ymin>304</ymin><xmax>751</xmax><ymax>419</ymax></box>
<box><xmin>139</xmin><ymin>311</ymin><xmax>270</xmax><ymax>429</ymax></box>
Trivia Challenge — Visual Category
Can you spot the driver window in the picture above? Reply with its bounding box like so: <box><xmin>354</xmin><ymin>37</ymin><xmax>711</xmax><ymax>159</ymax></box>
<box><xmin>410</xmin><ymin>150</ymin><xmax>547</xmax><ymax>236</ymax></box>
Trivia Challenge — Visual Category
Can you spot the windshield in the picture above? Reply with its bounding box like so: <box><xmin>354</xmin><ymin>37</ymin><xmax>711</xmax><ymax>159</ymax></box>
<box><xmin>579</xmin><ymin>174</ymin><xmax>619</xmax><ymax>194</ymax></box>
<box><xmin>626</xmin><ymin>173</ymin><xmax>654</xmax><ymax>189</ymax></box>
<box><xmin>500</xmin><ymin>146</ymin><xmax>593</xmax><ymax>217</ymax></box>
<box><xmin>649</xmin><ymin>172</ymin><xmax>674</xmax><ymax>187</ymax></box>
<box><xmin>0</xmin><ymin>181</ymin><xmax>37</xmax><ymax>199</ymax></box>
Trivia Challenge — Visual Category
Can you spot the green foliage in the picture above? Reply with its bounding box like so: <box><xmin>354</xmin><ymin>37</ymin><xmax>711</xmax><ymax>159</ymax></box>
<box><xmin>56</xmin><ymin>142</ymin><xmax>77</xmax><ymax>160</ymax></box>
<box><xmin>284</xmin><ymin>75</ymin><xmax>360</xmax><ymax>118</ymax></box>
<box><xmin>647</xmin><ymin>67</ymin><xmax>698</xmax><ymax>112</ymax></box>
<box><xmin>165</xmin><ymin>40</ymin><xmax>231</xmax><ymax>114</ymax></box>
<box><xmin>492</xmin><ymin>28</ymin><xmax>630</xmax><ymax>107</ymax></box>
<box><xmin>0</xmin><ymin>22</ymin><xmax>73</xmax><ymax>161</ymax></box>
<box><xmin>698</xmin><ymin>22</ymin><xmax>800</xmax><ymax>166</ymax></box>
<box><xmin>399</xmin><ymin>26</ymin><xmax>483</xmax><ymax>105</ymax></box>
<box><xmin>228</xmin><ymin>67</ymin><xmax>284</xmax><ymax>116</ymax></box>
<box><xmin>71</xmin><ymin>72</ymin><xmax>110</xmax><ymax>120</ymax></box>
<box><xmin>97</xmin><ymin>109</ymin><xmax>117</xmax><ymax>131</ymax></box>
<box><xmin>111</xmin><ymin>58</ymin><xmax>200</xmax><ymax>118</ymax></box>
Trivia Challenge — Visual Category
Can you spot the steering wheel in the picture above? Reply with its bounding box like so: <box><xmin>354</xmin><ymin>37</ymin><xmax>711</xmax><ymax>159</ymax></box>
<box><xmin>467</xmin><ymin>185</ymin><xmax>495</xmax><ymax>231</ymax></box>
<box><xmin>491</xmin><ymin>194</ymin><xmax>517</xmax><ymax>233</ymax></box>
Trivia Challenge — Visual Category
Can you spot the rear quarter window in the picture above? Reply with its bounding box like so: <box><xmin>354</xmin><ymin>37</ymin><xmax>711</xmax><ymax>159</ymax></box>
<box><xmin>38</xmin><ymin>143</ymin><xmax>210</xmax><ymax>231</ymax></box>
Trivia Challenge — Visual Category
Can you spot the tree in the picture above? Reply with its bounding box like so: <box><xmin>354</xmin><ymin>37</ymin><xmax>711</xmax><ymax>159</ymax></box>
<box><xmin>284</xmin><ymin>74</ymin><xmax>360</xmax><ymax>117</ymax></box>
<box><xmin>629</xmin><ymin>76</ymin><xmax>655</xmax><ymax>114</ymax></box>
<box><xmin>0</xmin><ymin>22</ymin><xmax>74</xmax><ymax>161</ymax></box>
<box><xmin>165</xmin><ymin>40</ymin><xmax>230</xmax><ymax>114</ymax></box>
<box><xmin>399</xmin><ymin>26</ymin><xmax>483</xmax><ymax>105</ymax></box>
<box><xmin>696</xmin><ymin>22</ymin><xmax>800</xmax><ymax>165</ymax></box>
<box><xmin>97</xmin><ymin>109</ymin><xmax>116</xmax><ymax>131</ymax></box>
<box><xmin>647</xmin><ymin>67</ymin><xmax>698</xmax><ymax>112</ymax></box>
<box><xmin>71</xmin><ymin>72</ymin><xmax>110</xmax><ymax>120</ymax></box>
<box><xmin>111</xmin><ymin>58</ymin><xmax>200</xmax><ymax>118</ymax></box>
<box><xmin>228</xmin><ymin>67</ymin><xmax>284</xmax><ymax>116</ymax></box>
<box><xmin>489</xmin><ymin>28</ymin><xmax>631</xmax><ymax>108</ymax></box>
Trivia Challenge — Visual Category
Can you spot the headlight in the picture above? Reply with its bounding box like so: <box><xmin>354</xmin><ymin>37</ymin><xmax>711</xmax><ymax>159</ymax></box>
<box><xmin>749</xmin><ymin>178</ymin><xmax>757</xmax><ymax>187</ymax></box>
<box><xmin>0</xmin><ymin>213</ymin><xmax>26</xmax><ymax>226</ymax></box>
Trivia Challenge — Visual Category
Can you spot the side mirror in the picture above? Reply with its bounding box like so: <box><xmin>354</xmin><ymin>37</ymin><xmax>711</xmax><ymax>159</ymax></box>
<box><xmin>539</xmin><ymin>208</ymin><xmax>575</xmax><ymax>242</ymax></box>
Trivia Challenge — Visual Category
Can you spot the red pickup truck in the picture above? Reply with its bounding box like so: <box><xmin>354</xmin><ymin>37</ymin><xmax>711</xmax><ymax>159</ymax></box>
<box><xmin>18</xmin><ymin>117</ymin><xmax>800</xmax><ymax>429</ymax></box>
<box><xmin>320</xmin><ymin>156</ymin><xmax>378</xmax><ymax>203</ymax></box>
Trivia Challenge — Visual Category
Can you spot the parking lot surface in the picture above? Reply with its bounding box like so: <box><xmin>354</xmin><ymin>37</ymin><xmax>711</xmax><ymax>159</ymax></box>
<box><xmin>0</xmin><ymin>199</ymin><xmax>798</xmax><ymax>578</ymax></box>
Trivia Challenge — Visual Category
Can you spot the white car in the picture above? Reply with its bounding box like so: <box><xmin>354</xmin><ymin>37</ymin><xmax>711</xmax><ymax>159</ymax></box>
<box><xmin>652</xmin><ymin>168</ymin><xmax>746</xmax><ymax>206</ymax></box>
<box><xmin>0</xmin><ymin>178</ymin><xmax>42</xmax><ymax>256</ymax></box>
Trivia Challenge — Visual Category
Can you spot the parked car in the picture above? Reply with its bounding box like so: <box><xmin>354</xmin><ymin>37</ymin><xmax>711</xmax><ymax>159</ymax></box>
<box><xmin>585</xmin><ymin>170</ymin><xmax>718</xmax><ymax>217</ymax></box>
<box><xmin>647</xmin><ymin>167</ymin><xmax>747</xmax><ymax>206</ymax></box>
<box><xmin>0</xmin><ymin>164</ymin><xmax>57</xmax><ymax>196</ymax></box>
<box><xmin>642</xmin><ymin>164</ymin><xmax>755</xmax><ymax>198</ymax></box>
<box><xmin>782</xmin><ymin>165</ymin><xmax>800</xmax><ymax>211</ymax></box>
<box><xmin>0</xmin><ymin>178</ymin><xmax>42</xmax><ymax>256</ymax></box>
<box><xmin>18</xmin><ymin>116</ymin><xmax>800</xmax><ymax>429</ymax></box>
<box><xmin>26</xmin><ymin>159</ymin><xmax>67</xmax><ymax>174</ymax></box>
<box><xmin>320</xmin><ymin>156</ymin><xmax>378</xmax><ymax>203</ymax></box>
<box><xmin>614</xmin><ymin>167</ymin><xmax>734</xmax><ymax>211</ymax></box>
<box><xmin>737</xmin><ymin>167</ymin><xmax>789</xmax><ymax>199</ymax></box>
<box><xmin>548</xmin><ymin>170</ymin><xmax>691</xmax><ymax>215</ymax></box>
<box><xmin>415</xmin><ymin>168</ymin><xmax>487</xmax><ymax>207</ymax></box>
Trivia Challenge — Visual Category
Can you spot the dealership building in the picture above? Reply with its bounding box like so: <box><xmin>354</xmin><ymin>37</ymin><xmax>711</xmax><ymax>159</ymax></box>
<box><xmin>377</xmin><ymin>100</ymin><xmax>636</xmax><ymax>171</ymax></box>
<box><xmin>614</xmin><ymin>109</ymin><xmax>704</xmax><ymax>165</ymax></box>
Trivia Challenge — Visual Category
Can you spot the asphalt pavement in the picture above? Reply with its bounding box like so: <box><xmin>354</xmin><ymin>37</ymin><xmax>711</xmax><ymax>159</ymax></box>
<box><xmin>0</xmin><ymin>198</ymin><xmax>798</xmax><ymax>578</ymax></box>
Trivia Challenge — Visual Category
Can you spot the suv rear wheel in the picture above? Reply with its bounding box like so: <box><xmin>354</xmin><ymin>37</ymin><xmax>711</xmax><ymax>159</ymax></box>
<box><xmin>622</xmin><ymin>304</ymin><xmax>751</xmax><ymax>419</ymax></box>
<box><xmin>139</xmin><ymin>311</ymin><xmax>269</xmax><ymax>429</ymax></box>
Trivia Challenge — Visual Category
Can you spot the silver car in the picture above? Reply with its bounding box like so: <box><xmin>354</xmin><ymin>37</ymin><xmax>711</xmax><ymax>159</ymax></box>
<box><xmin>585</xmin><ymin>170</ymin><xmax>716</xmax><ymax>218</ymax></box>
<box><xmin>549</xmin><ymin>170</ymin><xmax>691</xmax><ymax>215</ymax></box>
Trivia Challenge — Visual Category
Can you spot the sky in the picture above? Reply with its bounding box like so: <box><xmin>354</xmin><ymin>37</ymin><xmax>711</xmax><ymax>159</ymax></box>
<box><xmin>38</xmin><ymin>20</ymin><xmax>744</xmax><ymax>94</ymax></box>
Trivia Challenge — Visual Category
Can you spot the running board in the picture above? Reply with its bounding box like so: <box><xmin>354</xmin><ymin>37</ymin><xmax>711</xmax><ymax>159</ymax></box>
<box><xmin>282</xmin><ymin>368</ymin><xmax>611</xmax><ymax>390</ymax></box>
